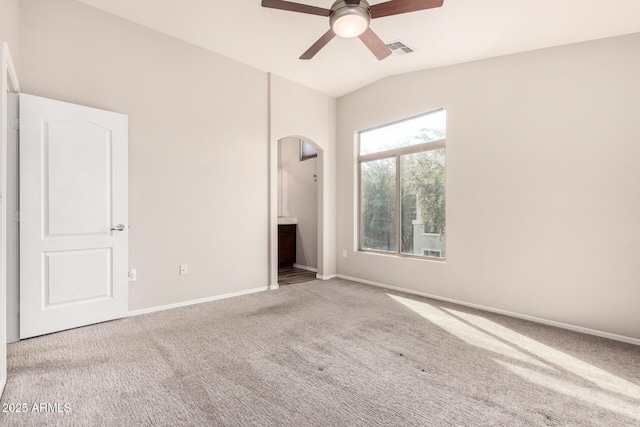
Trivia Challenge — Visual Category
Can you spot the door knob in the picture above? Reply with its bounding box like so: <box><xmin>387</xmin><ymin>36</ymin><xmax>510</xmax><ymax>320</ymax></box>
<box><xmin>111</xmin><ymin>224</ymin><xmax>126</xmax><ymax>231</ymax></box>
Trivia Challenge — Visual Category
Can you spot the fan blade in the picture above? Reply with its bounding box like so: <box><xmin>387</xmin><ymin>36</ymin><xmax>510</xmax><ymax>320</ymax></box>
<box><xmin>358</xmin><ymin>28</ymin><xmax>392</xmax><ymax>60</ymax></box>
<box><xmin>370</xmin><ymin>0</ymin><xmax>444</xmax><ymax>19</ymax></box>
<box><xmin>300</xmin><ymin>29</ymin><xmax>336</xmax><ymax>60</ymax></box>
<box><xmin>262</xmin><ymin>0</ymin><xmax>331</xmax><ymax>17</ymax></box>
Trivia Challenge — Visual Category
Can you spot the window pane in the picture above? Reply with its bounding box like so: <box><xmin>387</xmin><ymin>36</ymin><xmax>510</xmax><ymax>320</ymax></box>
<box><xmin>300</xmin><ymin>139</ymin><xmax>317</xmax><ymax>160</ymax></box>
<box><xmin>361</xmin><ymin>158</ymin><xmax>396</xmax><ymax>252</ymax></box>
<box><xmin>400</xmin><ymin>148</ymin><xmax>445</xmax><ymax>258</ymax></box>
<box><xmin>360</xmin><ymin>109</ymin><xmax>446</xmax><ymax>156</ymax></box>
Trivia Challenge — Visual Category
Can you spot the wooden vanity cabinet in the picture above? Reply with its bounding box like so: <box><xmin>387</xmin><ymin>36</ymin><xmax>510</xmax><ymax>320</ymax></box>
<box><xmin>278</xmin><ymin>224</ymin><xmax>296</xmax><ymax>268</ymax></box>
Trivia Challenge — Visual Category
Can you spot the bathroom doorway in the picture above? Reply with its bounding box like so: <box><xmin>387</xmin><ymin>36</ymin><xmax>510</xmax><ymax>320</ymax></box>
<box><xmin>276</xmin><ymin>137</ymin><xmax>321</xmax><ymax>285</ymax></box>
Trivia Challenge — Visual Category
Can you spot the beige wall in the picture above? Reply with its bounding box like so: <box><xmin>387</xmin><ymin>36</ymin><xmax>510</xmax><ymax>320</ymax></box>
<box><xmin>0</xmin><ymin>0</ymin><xmax>19</xmax><ymax>66</ymax></box>
<box><xmin>15</xmin><ymin>0</ymin><xmax>638</xmax><ymax>341</ymax></box>
<box><xmin>336</xmin><ymin>34</ymin><xmax>640</xmax><ymax>339</ymax></box>
<box><xmin>269</xmin><ymin>74</ymin><xmax>337</xmax><ymax>285</ymax></box>
<box><xmin>20</xmin><ymin>0</ymin><xmax>269</xmax><ymax>310</ymax></box>
<box><xmin>279</xmin><ymin>137</ymin><xmax>318</xmax><ymax>270</ymax></box>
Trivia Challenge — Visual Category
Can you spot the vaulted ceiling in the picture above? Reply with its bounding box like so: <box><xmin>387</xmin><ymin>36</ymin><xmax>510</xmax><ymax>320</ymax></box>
<box><xmin>75</xmin><ymin>0</ymin><xmax>640</xmax><ymax>97</ymax></box>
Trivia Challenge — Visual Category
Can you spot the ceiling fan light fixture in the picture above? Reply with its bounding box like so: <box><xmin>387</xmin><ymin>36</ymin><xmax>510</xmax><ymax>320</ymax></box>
<box><xmin>330</xmin><ymin>1</ymin><xmax>371</xmax><ymax>39</ymax></box>
<box><xmin>263</xmin><ymin>0</ymin><xmax>444</xmax><ymax>60</ymax></box>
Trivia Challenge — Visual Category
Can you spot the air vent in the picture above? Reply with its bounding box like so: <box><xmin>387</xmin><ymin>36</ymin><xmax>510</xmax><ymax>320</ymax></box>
<box><xmin>385</xmin><ymin>40</ymin><xmax>415</xmax><ymax>56</ymax></box>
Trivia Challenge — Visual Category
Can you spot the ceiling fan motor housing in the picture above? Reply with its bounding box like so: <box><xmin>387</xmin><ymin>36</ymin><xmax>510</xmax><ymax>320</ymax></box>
<box><xmin>330</xmin><ymin>0</ymin><xmax>371</xmax><ymax>38</ymax></box>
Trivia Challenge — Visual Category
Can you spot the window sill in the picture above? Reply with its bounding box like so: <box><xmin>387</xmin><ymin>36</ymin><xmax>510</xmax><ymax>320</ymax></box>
<box><xmin>358</xmin><ymin>249</ymin><xmax>446</xmax><ymax>263</ymax></box>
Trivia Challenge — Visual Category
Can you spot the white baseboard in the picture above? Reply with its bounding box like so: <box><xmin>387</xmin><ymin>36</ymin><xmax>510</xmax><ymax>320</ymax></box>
<box><xmin>293</xmin><ymin>263</ymin><xmax>318</xmax><ymax>273</ymax></box>
<box><xmin>0</xmin><ymin>376</ymin><xmax>6</xmax><ymax>399</ymax></box>
<box><xmin>336</xmin><ymin>274</ymin><xmax>640</xmax><ymax>346</ymax></box>
<box><xmin>128</xmin><ymin>286</ymin><xmax>269</xmax><ymax>317</ymax></box>
<box><xmin>316</xmin><ymin>274</ymin><xmax>337</xmax><ymax>281</ymax></box>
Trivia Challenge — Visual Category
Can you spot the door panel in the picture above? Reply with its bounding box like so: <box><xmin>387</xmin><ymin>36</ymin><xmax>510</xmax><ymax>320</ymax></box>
<box><xmin>46</xmin><ymin>119</ymin><xmax>112</xmax><ymax>236</ymax></box>
<box><xmin>45</xmin><ymin>248</ymin><xmax>112</xmax><ymax>306</ymax></box>
<box><xmin>20</xmin><ymin>93</ymin><xmax>128</xmax><ymax>339</ymax></box>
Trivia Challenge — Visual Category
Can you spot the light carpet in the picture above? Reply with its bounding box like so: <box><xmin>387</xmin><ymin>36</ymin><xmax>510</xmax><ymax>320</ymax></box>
<box><xmin>1</xmin><ymin>278</ymin><xmax>639</xmax><ymax>426</ymax></box>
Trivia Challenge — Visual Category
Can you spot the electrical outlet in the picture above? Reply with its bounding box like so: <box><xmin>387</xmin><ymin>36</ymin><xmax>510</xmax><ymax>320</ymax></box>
<box><xmin>128</xmin><ymin>268</ymin><xmax>137</xmax><ymax>281</ymax></box>
<box><xmin>343</xmin><ymin>249</ymin><xmax>347</xmax><ymax>258</ymax></box>
<box><xmin>180</xmin><ymin>264</ymin><xmax>188</xmax><ymax>276</ymax></box>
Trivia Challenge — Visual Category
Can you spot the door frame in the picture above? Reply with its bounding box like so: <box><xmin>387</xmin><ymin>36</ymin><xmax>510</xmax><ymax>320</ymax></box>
<box><xmin>1</xmin><ymin>42</ymin><xmax>20</xmax><ymax>397</ymax></box>
<box><xmin>269</xmin><ymin>134</ymin><xmax>327</xmax><ymax>289</ymax></box>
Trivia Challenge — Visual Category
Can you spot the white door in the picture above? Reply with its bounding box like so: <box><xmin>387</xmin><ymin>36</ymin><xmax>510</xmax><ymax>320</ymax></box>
<box><xmin>20</xmin><ymin>94</ymin><xmax>128</xmax><ymax>339</ymax></box>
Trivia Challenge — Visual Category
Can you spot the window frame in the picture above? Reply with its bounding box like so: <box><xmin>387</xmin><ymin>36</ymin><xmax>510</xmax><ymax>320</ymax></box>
<box><xmin>300</xmin><ymin>139</ymin><xmax>318</xmax><ymax>161</ymax></box>
<box><xmin>357</xmin><ymin>109</ymin><xmax>446</xmax><ymax>261</ymax></box>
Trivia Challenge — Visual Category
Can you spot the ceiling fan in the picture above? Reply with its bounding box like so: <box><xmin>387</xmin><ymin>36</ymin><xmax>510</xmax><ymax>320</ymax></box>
<box><xmin>262</xmin><ymin>0</ymin><xmax>444</xmax><ymax>60</ymax></box>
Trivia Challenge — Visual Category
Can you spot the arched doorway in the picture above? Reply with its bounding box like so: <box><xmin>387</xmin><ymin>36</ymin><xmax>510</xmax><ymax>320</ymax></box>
<box><xmin>269</xmin><ymin>135</ymin><xmax>325</xmax><ymax>289</ymax></box>
<box><xmin>277</xmin><ymin>137</ymin><xmax>319</xmax><ymax>284</ymax></box>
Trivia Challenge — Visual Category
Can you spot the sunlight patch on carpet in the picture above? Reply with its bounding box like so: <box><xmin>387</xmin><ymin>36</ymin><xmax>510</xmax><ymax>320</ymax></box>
<box><xmin>494</xmin><ymin>360</ymin><xmax>640</xmax><ymax>421</ymax></box>
<box><xmin>386</xmin><ymin>294</ymin><xmax>547</xmax><ymax>367</ymax></box>
<box><xmin>443</xmin><ymin>307</ymin><xmax>640</xmax><ymax>402</ymax></box>
<box><xmin>387</xmin><ymin>293</ymin><xmax>640</xmax><ymax>421</ymax></box>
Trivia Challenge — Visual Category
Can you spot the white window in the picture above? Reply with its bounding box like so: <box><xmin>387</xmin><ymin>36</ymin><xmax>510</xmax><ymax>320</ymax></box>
<box><xmin>423</xmin><ymin>249</ymin><xmax>442</xmax><ymax>258</ymax></box>
<box><xmin>358</xmin><ymin>108</ymin><xmax>446</xmax><ymax>259</ymax></box>
<box><xmin>300</xmin><ymin>139</ymin><xmax>317</xmax><ymax>161</ymax></box>
<box><xmin>423</xmin><ymin>222</ymin><xmax>441</xmax><ymax>236</ymax></box>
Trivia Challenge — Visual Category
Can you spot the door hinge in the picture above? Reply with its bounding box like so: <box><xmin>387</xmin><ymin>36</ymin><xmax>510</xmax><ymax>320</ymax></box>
<box><xmin>13</xmin><ymin>118</ymin><xmax>19</xmax><ymax>131</ymax></box>
<box><xmin>12</xmin><ymin>211</ymin><xmax>20</xmax><ymax>223</ymax></box>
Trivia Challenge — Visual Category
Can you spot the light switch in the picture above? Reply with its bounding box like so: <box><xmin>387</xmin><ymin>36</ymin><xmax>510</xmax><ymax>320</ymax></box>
<box><xmin>180</xmin><ymin>264</ymin><xmax>188</xmax><ymax>276</ymax></box>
